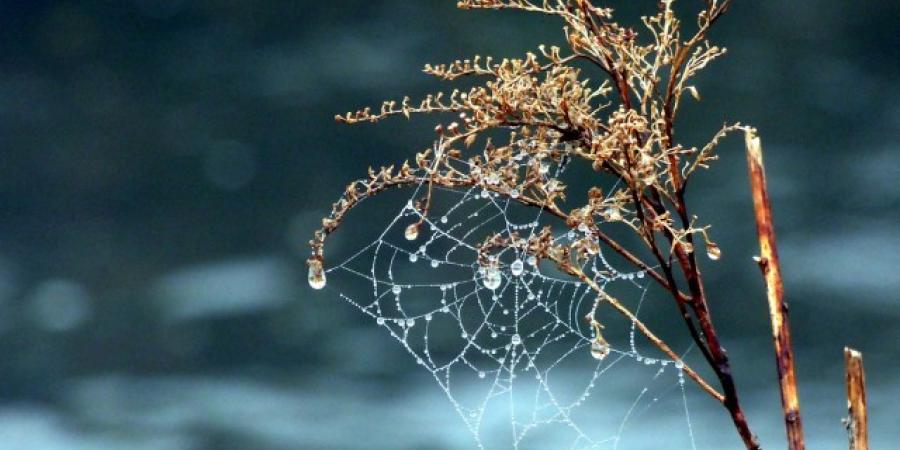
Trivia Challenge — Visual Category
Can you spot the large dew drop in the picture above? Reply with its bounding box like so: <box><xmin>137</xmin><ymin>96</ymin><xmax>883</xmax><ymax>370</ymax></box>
<box><xmin>604</xmin><ymin>207</ymin><xmax>622</xmax><ymax>222</ymax></box>
<box><xmin>482</xmin><ymin>264</ymin><xmax>502</xmax><ymax>290</ymax></box>
<box><xmin>404</xmin><ymin>222</ymin><xmax>420</xmax><ymax>241</ymax></box>
<box><xmin>510</xmin><ymin>259</ymin><xmax>524</xmax><ymax>276</ymax></box>
<box><xmin>308</xmin><ymin>260</ymin><xmax>326</xmax><ymax>290</ymax></box>
<box><xmin>590</xmin><ymin>339</ymin><xmax>610</xmax><ymax>360</ymax></box>
<box><xmin>706</xmin><ymin>242</ymin><xmax>722</xmax><ymax>261</ymax></box>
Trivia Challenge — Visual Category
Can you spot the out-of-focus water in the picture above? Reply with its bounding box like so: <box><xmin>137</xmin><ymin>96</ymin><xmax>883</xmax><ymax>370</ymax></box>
<box><xmin>0</xmin><ymin>1</ymin><xmax>898</xmax><ymax>449</ymax></box>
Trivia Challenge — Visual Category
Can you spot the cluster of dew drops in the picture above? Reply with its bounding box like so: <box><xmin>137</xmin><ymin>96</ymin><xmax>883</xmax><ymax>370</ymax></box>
<box><xmin>306</xmin><ymin>182</ymin><xmax>705</xmax><ymax>370</ymax></box>
<box><xmin>308</xmin><ymin>198</ymin><xmax>624</xmax><ymax>365</ymax></box>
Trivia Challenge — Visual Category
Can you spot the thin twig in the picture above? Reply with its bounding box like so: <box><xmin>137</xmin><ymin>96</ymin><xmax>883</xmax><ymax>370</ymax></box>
<box><xmin>844</xmin><ymin>347</ymin><xmax>868</xmax><ymax>450</ymax></box>
<box><xmin>745</xmin><ymin>129</ymin><xmax>805</xmax><ymax>450</ymax></box>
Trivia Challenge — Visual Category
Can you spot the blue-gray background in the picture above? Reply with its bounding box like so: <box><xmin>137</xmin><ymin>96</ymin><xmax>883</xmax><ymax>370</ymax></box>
<box><xmin>0</xmin><ymin>1</ymin><xmax>898</xmax><ymax>449</ymax></box>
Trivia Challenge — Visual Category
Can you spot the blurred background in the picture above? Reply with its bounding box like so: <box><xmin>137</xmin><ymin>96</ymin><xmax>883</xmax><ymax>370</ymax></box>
<box><xmin>0</xmin><ymin>1</ymin><xmax>898</xmax><ymax>449</ymax></box>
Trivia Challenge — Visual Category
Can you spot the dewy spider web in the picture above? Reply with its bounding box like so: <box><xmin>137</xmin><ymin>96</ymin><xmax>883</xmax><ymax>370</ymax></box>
<box><xmin>321</xmin><ymin>155</ymin><xmax>702</xmax><ymax>449</ymax></box>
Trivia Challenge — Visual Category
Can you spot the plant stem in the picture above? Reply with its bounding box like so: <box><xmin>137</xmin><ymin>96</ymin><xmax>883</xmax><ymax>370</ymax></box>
<box><xmin>639</xmin><ymin>192</ymin><xmax>760</xmax><ymax>450</ymax></box>
<box><xmin>844</xmin><ymin>347</ymin><xmax>868</xmax><ymax>450</ymax></box>
<box><xmin>674</xmin><ymin>244</ymin><xmax>761</xmax><ymax>450</ymax></box>
<box><xmin>745</xmin><ymin>130</ymin><xmax>805</xmax><ymax>450</ymax></box>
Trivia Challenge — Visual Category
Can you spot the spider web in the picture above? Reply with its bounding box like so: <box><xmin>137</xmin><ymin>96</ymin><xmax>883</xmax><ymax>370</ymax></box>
<box><xmin>321</xmin><ymin>156</ymin><xmax>702</xmax><ymax>449</ymax></box>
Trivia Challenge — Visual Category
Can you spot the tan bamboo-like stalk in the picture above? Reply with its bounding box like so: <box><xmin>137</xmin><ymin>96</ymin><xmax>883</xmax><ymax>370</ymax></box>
<box><xmin>745</xmin><ymin>130</ymin><xmax>805</xmax><ymax>450</ymax></box>
<box><xmin>844</xmin><ymin>347</ymin><xmax>869</xmax><ymax>450</ymax></box>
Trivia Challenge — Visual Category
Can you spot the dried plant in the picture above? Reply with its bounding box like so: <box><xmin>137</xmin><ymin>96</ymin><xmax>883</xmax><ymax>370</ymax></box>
<box><xmin>307</xmin><ymin>1</ymin><xmax>815</xmax><ymax>448</ymax></box>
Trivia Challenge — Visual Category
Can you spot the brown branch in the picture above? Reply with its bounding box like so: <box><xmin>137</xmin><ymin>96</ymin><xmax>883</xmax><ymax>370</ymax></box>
<box><xmin>844</xmin><ymin>347</ymin><xmax>869</xmax><ymax>450</ymax></box>
<box><xmin>636</xmin><ymin>188</ymin><xmax>760</xmax><ymax>449</ymax></box>
<box><xmin>675</xmin><ymin>240</ymin><xmax>761</xmax><ymax>450</ymax></box>
<box><xmin>745</xmin><ymin>130</ymin><xmax>804</xmax><ymax>450</ymax></box>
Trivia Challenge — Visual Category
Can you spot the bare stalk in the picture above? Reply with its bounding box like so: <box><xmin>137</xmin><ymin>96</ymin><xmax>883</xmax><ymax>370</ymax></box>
<box><xmin>844</xmin><ymin>347</ymin><xmax>869</xmax><ymax>450</ymax></box>
<box><xmin>745</xmin><ymin>130</ymin><xmax>805</xmax><ymax>450</ymax></box>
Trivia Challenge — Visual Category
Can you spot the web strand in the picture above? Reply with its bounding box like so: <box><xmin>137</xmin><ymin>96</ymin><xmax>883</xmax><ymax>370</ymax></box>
<box><xmin>324</xmin><ymin>156</ymin><xmax>703</xmax><ymax>449</ymax></box>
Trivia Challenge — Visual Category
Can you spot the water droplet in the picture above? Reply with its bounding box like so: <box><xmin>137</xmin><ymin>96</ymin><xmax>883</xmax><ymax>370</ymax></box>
<box><xmin>392</xmin><ymin>285</ymin><xmax>402</xmax><ymax>295</ymax></box>
<box><xmin>480</xmin><ymin>189</ymin><xmax>490</xmax><ymax>198</ymax></box>
<box><xmin>590</xmin><ymin>340</ymin><xmax>610</xmax><ymax>360</ymax></box>
<box><xmin>478</xmin><ymin>371</ymin><xmax>486</xmax><ymax>379</ymax></box>
<box><xmin>510</xmin><ymin>259</ymin><xmax>524</xmax><ymax>276</ymax></box>
<box><xmin>526</xmin><ymin>255</ymin><xmax>538</xmax><ymax>266</ymax></box>
<box><xmin>404</xmin><ymin>222</ymin><xmax>420</xmax><ymax>241</ymax></box>
<box><xmin>376</xmin><ymin>317</ymin><xmax>386</xmax><ymax>325</ymax></box>
<box><xmin>491</xmin><ymin>331</ymin><xmax>498</xmax><ymax>338</ymax></box>
<box><xmin>577</xmin><ymin>222</ymin><xmax>589</xmax><ymax>233</ymax></box>
<box><xmin>636</xmin><ymin>271</ymin><xmax>645</xmax><ymax>279</ymax></box>
<box><xmin>674</xmin><ymin>360</ymin><xmax>685</xmax><ymax>369</ymax></box>
<box><xmin>409</xmin><ymin>253</ymin><xmax>419</xmax><ymax>263</ymax></box>
<box><xmin>486</xmin><ymin>173</ymin><xmax>499</xmax><ymax>185</ymax></box>
<box><xmin>307</xmin><ymin>260</ymin><xmax>326</xmax><ymax>290</ymax></box>
<box><xmin>440</xmin><ymin>216</ymin><xmax>448</xmax><ymax>224</ymax></box>
<box><xmin>430</xmin><ymin>260</ymin><xmax>440</xmax><ymax>268</ymax></box>
<box><xmin>511</xmin><ymin>334</ymin><xmax>522</xmax><ymax>345</ymax></box>
<box><xmin>406</xmin><ymin>318</ymin><xmax>415</xmax><ymax>327</ymax></box>
<box><xmin>706</xmin><ymin>242</ymin><xmax>722</xmax><ymax>261</ymax></box>
<box><xmin>424</xmin><ymin>314</ymin><xmax>433</xmax><ymax>321</ymax></box>
<box><xmin>509</xmin><ymin>188</ymin><xmax>520</xmax><ymax>199</ymax></box>
<box><xmin>481</xmin><ymin>263</ymin><xmax>502</xmax><ymax>290</ymax></box>
<box><xmin>539</xmin><ymin>162</ymin><xmax>550</xmax><ymax>175</ymax></box>
<box><xmin>605</xmin><ymin>207</ymin><xmax>622</xmax><ymax>222</ymax></box>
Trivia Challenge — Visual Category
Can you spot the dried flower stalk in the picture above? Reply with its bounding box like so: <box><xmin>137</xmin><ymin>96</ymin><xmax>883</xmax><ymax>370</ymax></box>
<box><xmin>310</xmin><ymin>1</ymin><xmax>770</xmax><ymax>448</ymax></box>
